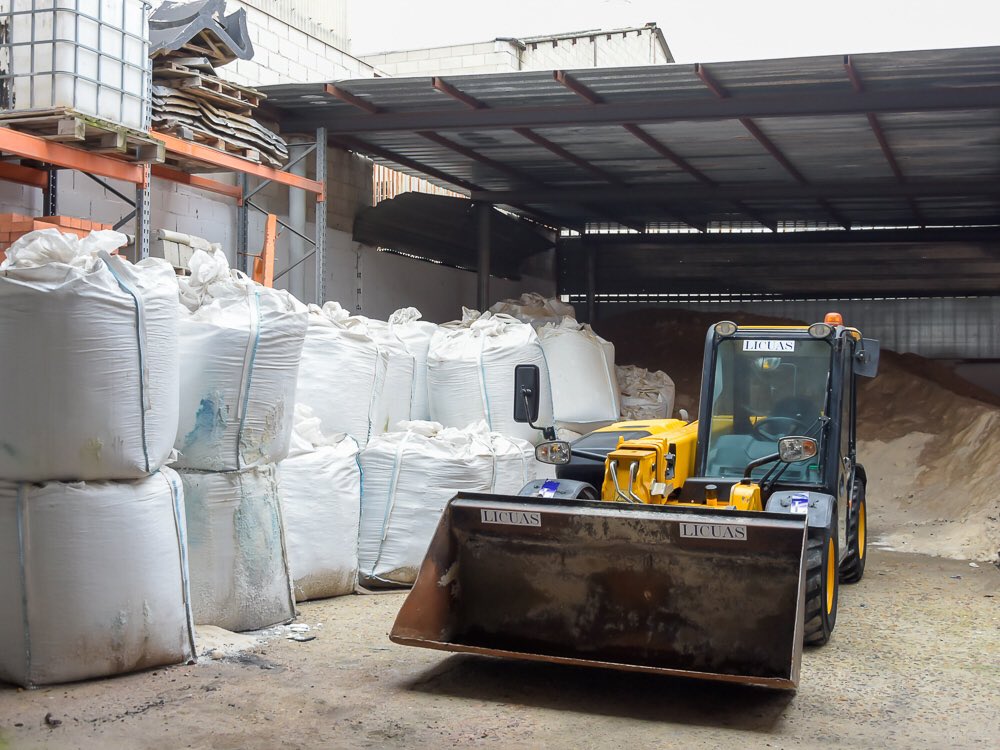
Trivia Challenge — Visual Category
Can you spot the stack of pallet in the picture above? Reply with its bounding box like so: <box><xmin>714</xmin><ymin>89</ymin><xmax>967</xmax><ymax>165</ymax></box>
<box><xmin>151</xmin><ymin>55</ymin><xmax>287</xmax><ymax>167</ymax></box>
<box><xmin>0</xmin><ymin>213</ymin><xmax>114</xmax><ymax>260</ymax></box>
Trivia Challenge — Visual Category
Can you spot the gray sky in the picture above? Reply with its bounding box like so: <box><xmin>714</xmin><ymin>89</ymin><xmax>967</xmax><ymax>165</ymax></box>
<box><xmin>348</xmin><ymin>0</ymin><xmax>999</xmax><ymax>61</ymax></box>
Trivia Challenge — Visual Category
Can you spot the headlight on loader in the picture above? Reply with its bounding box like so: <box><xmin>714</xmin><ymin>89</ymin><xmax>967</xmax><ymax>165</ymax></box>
<box><xmin>778</xmin><ymin>436</ymin><xmax>818</xmax><ymax>463</ymax></box>
<box><xmin>535</xmin><ymin>440</ymin><xmax>571</xmax><ymax>465</ymax></box>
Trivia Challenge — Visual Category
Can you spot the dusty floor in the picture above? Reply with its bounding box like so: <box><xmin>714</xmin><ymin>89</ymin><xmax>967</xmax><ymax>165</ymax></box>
<box><xmin>1</xmin><ymin>549</ymin><xmax>997</xmax><ymax>750</ymax></box>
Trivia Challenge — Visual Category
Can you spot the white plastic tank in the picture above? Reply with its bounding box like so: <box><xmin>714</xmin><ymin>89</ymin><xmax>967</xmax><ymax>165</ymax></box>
<box><xmin>0</xmin><ymin>0</ymin><xmax>151</xmax><ymax>130</ymax></box>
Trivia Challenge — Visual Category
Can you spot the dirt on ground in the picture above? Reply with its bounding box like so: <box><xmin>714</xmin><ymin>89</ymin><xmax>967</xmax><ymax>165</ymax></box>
<box><xmin>595</xmin><ymin>309</ymin><xmax>1000</xmax><ymax>562</ymax></box>
<box><xmin>0</xmin><ymin>550</ymin><xmax>996</xmax><ymax>750</ymax></box>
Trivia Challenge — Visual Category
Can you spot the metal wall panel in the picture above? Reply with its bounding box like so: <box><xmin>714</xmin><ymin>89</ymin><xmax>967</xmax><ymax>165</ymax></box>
<box><xmin>581</xmin><ymin>297</ymin><xmax>1000</xmax><ymax>359</ymax></box>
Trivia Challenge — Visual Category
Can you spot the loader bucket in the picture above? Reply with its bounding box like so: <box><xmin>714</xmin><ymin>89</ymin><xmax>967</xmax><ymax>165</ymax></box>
<box><xmin>390</xmin><ymin>493</ymin><xmax>808</xmax><ymax>690</ymax></box>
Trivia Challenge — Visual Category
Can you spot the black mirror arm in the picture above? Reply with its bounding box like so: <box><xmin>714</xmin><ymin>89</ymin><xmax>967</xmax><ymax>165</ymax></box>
<box><xmin>521</xmin><ymin>388</ymin><xmax>555</xmax><ymax>440</ymax></box>
<box><xmin>742</xmin><ymin>451</ymin><xmax>781</xmax><ymax>482</ymax></box>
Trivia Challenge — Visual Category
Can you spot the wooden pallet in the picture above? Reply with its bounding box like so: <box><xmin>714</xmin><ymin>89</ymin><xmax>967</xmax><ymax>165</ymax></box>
<box><xmin>0</xmin><ymin>108</ymin><xmax>165</xmax><ymax>163</ymax></box>
<box><xmin>154</xmin><ymin>125</ymin><xmax>263</xmax><ymax>171</ymax></box>
<box><xmin>153</xmin><ymin>61</ymin><xmax>265</xmax><ymax>111</ymax></box>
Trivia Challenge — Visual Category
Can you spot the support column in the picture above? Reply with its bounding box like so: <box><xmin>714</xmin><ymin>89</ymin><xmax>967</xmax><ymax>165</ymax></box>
<box><xmin>476</xmin><ymin>201</ymin><xmax>491</xmax><ymax>311</ymax></box>
<box><xmin>315</xmin><ymin>127</ymin><xmax>327</xmax><ymax>305</ymax></box>
<box><xmin>135</xmin><ymin>164</ymin><xmax>151</xmax><ymax>260</ymax></box>
<box><xmin>586</xmin><ymin>240</ymin><xmax>597</xmax><ymax>324</ymax></box>
<box><xmin>43</xmin><ymin>169</ymin><xmax>58</xmax><ymax>216</ymax></box>
<box><xmin>236</xmin><ymin>173</ymin><xmax>249</xmax><ymax>274</ymax></box>
<box><xmin>287</xmin><ymin>140</ymin><xmax>308</xmax><ymax>302</ymax></box>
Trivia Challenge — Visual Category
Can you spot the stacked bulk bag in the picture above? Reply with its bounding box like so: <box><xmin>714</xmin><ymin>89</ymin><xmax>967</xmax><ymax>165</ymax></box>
<box><xmin>279</xmin><ymin>406</ymin><xmax>361</xmax><ymax>602</ymax></box>
<box><xmin>296</xmin><ymin>302</ymin><xmax>389</xmax><ymax>448</ymax></box>
<box><xmin>0</xmin><ymin>229</ymin><xmax>180</xmax><ymax>481</ymax></box>
<box><xmin>386</xmin><ymin>307</ymin><xmax>438</xmax><ymax>421</ymax></box>
<box><xmin>389</xmin><ymin>308</ymin><xmax>438</xmax><ymax>421</ymax></box>
<box><xmin>173</xmin><ymin>249</ymin><xmax>305</xmax><ymax>632</ymax></box>
<box><xmin>174</xmin><ymin>249</ymin><xmax>308</xmax><ymax>471</ymax></box>
<box><xmin>427</xmin><ymin>310</ymin><xmax>554</xmax><ymax>444</ymax></box>
<box><xmin>356</xmin><ymin>315</ymin><xmax>415</xmax><ymax>434</ymax></box>
<box><xmin>537</xmin><ymin>317</ymin><xmax>621</xmax><ymax>427</ymax></box>
<box><xmin>179</xmin><ymin>465</ymin><xmax>295</xmax><ymax>632</ymax></box>
<box><xmin>0</xmin><ymin>468</ymin><xmax>195</xmax><ymax>687</ymax></box>
<box><xmin>489</xmin><ymin>293</ymin><xmax>576</xmax><ymax>328</ymax></box>
<box><xmin>617</xmin><ymin>365</ymin><xmax>676</xmax><ymax>420</ymax></box>
<box><xmin>0</xmin><ymin>229</ymin><xmax>193</xmax><ymax>687</ymax></box>
<box><xmin>358</xmin><ymin>421</ymin><xmax>534</xmax><ymax>586</ymax></box>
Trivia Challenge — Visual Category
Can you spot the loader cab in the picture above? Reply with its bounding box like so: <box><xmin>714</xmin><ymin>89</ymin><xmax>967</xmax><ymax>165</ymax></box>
<box><xmin>688</xmin><ymin>318</ymin><xmax>877</xmax><ymax>504</ymax></box>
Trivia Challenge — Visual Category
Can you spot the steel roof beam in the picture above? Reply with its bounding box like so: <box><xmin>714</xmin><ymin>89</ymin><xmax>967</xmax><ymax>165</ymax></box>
<box><xmin>514</xmin><ymin>127</ymin><xmax>620</xmax><ymax>184</ymax></box>
<box><xmin>511</xmin><ymin>127</ymin><xmax>647</xmax><ymax>231</ymax></box>
<box><xmin>414</xmin><ymin>136</ymin><xmax>584</xmax><ymax>230</ymax></box>
<box><xmin>331</xmin><ymin>134</ymin><xmax>480</xmax><ymax>193</ymax></box>
<box><xmin>432</xmin><ymin>77</ymin><xmax>488</xmax><ymax>109</ymax></box>
<box><xmin>338</xmin><ymin>135</ymin><xmax>575</xmax><ymax>230</ymax></box>
<box><xmin>469</xmin><ymin>178</ymin><xmax>1000</xmax><ymax>204</ymax></box>
<box><xmin>424</xmin><ymin>78</ymin><xmax>632</xmax><ymax>231</ymax></box>
<box><xmin>844</xmin><ymin>55</ymin><xmax>927</xmax><ymax>228</ymax></box>
<box><xmin>551</xmin><ymin>72</ymin><xmax>707</xmax><ymax>232</ymax></box>
<box><xmin>323</xmin><ymin>83</ymin><xmax>380</xmax><ymax>114</ymax></box>
<box><xmin>621</xmin><ymin>123</ymin><xmax>776</xmax><ymax>231</ymax></box>
<box><xmin>292</xmin><ymin>83</ymin><xmax>1000</xmax><ymax>134</ymax></box>
<box><xmin>696</xmin><ymin>64</ymin><xmax>851</xmax><ymax>230</ymax></box>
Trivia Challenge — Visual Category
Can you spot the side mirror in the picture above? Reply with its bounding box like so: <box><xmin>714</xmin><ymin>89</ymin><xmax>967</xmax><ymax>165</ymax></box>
<box><xmin>535</xmin><ymin>441</ymin><xmax>571</xmax><ymax>465</ymax></box>
<box><xmin>778</xmin><ymin>436</ymin><xmax>818</xmax><ymax>463</ymax></box>
<box><xmin>853</xmin><ymin>338</ymin><xmax>880</xmax><ymax>378</ymax></box>
<box><xmin>513</xmin><ymin>364</ymin><xmax>540</xmax><ymax>423</ymax></box>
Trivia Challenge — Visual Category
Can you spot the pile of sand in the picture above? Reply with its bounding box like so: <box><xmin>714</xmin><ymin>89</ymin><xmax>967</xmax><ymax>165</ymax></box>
<box><xmin>596</xmin><ymin>309</ymin><xmax>1000</xmax><ymax>562</ymax></box>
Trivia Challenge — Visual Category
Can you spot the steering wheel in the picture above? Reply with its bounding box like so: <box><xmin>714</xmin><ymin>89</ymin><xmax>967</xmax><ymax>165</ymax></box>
<box><xmin>753</xmin><ymin>416</ymin><xmax>809</xmax><ymax>442</ymax></box>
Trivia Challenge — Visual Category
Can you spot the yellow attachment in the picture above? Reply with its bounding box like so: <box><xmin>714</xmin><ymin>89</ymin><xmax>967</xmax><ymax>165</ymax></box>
<box><xmin>599</xmin><ymin>419</ymin><xmax>698</xmax><ymax>504</ymax></box>
<box><xmin>728</xmin><ymin>481</ymin><xmax>764</xmax><ymax>512</ymax></box>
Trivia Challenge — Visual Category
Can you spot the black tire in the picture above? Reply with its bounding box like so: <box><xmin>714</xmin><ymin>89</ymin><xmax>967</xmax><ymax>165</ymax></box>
<box><xmin>840</xmin><ymin>477</ymin><xmax>867</xmax><ymax>583</ymax></box>
<box><xmin>803</xmin><ymin>509</ymin><xmax>839</xmax><ymax>646</ymax></box>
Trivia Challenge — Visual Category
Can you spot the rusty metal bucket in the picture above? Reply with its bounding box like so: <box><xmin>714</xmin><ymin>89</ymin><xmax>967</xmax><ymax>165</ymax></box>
<box><xmin>390</xmin><ymin>493</ymin><xmax>807</xmax><ymax>689</ymax></box>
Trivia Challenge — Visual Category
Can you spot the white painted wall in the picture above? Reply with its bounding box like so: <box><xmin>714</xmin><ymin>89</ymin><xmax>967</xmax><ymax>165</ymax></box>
<box><xmin>360</xmin><ymin>24</ymin><xmax>672</xmax><ymax>76</ymax></box>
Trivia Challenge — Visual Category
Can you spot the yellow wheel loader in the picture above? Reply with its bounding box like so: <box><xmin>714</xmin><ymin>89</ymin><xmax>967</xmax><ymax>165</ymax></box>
<box><xmin>391</xmin><ymin>314</ymin><xmax>879</xmax><ymax>689</ymax></box>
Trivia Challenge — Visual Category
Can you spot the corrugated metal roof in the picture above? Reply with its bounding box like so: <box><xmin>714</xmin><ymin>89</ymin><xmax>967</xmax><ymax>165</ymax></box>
<box><xmin>265</xmin><ymin>47</ymin><xmax>1000</xmax><ymax>291</ymax></box>
<box><xmin>262</xmin><ymin>45</ymin><xmax>1000</xmax><ymax>235</ymax></box>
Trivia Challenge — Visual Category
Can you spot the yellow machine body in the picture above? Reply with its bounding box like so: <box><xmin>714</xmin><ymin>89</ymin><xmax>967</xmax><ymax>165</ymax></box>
<box><xmin>392</xmin><ymin>319</ymin><xmax>875</xmax><ymax>690</ymax></box>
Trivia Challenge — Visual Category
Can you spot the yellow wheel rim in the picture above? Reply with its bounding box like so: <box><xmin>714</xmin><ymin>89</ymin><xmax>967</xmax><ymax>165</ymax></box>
<box><xmin>858</xmin><ymin>501</ymin><xmax>866</xmax><ymax>560</ymax></box>
<box><xmin>826</xmin><ymin>538</ymin><xmax>836</xmax><ymax>614</ymax></box>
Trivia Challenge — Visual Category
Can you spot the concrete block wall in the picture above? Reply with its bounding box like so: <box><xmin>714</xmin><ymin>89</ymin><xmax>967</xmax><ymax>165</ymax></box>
<box><xmin>522</xmin><ymin>27</ymin><xmax>671</xmax><ymax>69</ymax></box>
<box><xmin>361</xmin><ymin>40</ymin><xmax>521</xmax><ymax>77</ymax></box>
<box><xmin>223</xmin><ymin>1</ymin><xmax>378</xmax><ymax>87</ymax></box>
<box><xmin>361</xmin><ymin>25</ymin><xmax>672</xmax><ymax>76</ymax></box>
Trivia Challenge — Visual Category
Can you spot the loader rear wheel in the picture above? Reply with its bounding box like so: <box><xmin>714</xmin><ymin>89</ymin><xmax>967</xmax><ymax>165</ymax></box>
<box><xmin>804</xmin><ymin>513</ymin><xmax>838</xmax><ymax>646</ymax></box>
<box><xmin>839</xmin><ymin>477</ymin><xmax>867</xmax><ymax>583</ymax></box>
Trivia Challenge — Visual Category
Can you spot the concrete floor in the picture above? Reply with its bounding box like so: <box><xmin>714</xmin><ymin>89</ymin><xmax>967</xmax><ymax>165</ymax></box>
<box><xmin>1</xmin><ymin>549</ymin><xmax>997</xmax><ymax>749</ymax></box>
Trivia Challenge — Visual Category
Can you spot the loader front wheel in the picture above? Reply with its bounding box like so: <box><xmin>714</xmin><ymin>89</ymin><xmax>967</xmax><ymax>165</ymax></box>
<box><xmin>804</xmin><ymin>514</ymin><xmax>838</xmax><ymax>646</ymax></box>
<box><xmin>839</xmin><ymin>477</ymin><xmax>867</xmax><ymax>583</ymax></box>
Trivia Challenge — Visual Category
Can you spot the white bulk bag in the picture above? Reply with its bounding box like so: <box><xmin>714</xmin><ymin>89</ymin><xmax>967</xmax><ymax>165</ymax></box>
<box><xmin>489</xmin><ymin>293</ymin><xmax>576</xmax><ymax>328</ymax></box>
<box><xmin>0</xmin><ymin>468</ymin><xmax>196</xmax><ymax>687</ymax></box>
<box><xmin>296</xmin><ymin>302</ymin><xmax>389</xmax><ymax>448</ymax></box>
<box><xmin>427</xmin><ymin>311</ymin><xmax>554</xmax><ymax>444</ymax></box>
<box><xmin>175</xmin><ymin>249</ymin><xmax>307</xmax><ymax>471</ymax></box>
<box><xmin>358</xmin><ymin>421</ymin><xmax>534</xmax><ymax>586</ymax></box>
<box><xmin>388</xmin><ymin>307</ymin><xmax>438</xmax><ymax>421</ymax></box>
<box><xmin>538</xmin><ymin>317</ymin><xmax>621</xmax><ymax>424</ymax></box>
<box><xmin>617</xmin><ymin>365</ymin><xmax>676</xmax><ymax>420</ymax></box>
<box><xmin>180</xmin><ymin>465</ymin><xmax>295</xmax><ymax>632</ymax></box>
<box><xmin>279</xmin><ymin>406</ymin><xmax>361</xmax><ymax>601</ymax></box>
<box><xmin>0</xmin><ymin>229</ymin><xmax>180</xmax><ymax>481</ymax></box>
<box><xmin>356</xmin><ymin>315</ymin><xmax>415</xmax><ymax>434</ymax></box>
